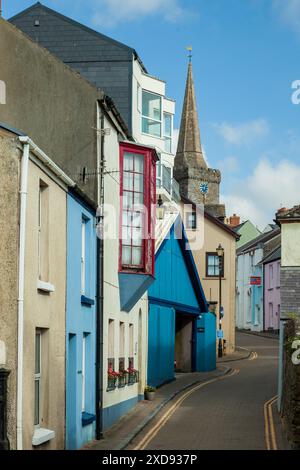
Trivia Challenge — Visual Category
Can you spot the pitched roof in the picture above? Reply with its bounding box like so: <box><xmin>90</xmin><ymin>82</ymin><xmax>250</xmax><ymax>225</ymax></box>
<box><xmin>237</xmin><ymin>226</ymin><xmax>280</xmax><ymax>255</ymax></box>
<box><xmin>181</xmin><ymin>194</ymin><xmax>240</xmax><ymax>239</ymax></box>
<box><xmin>10</xmin><ymin>2</ymin><xmax>147</xmax><ymax>73</ymax></box>
<box><xmin>262</xmin><ymin>246</ymin><xmax>281</xmax><ymax>265</ymax></box>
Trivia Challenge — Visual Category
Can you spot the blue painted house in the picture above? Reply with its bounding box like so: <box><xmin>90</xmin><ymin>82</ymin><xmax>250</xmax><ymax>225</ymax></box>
<box><xmin>148</xmin><ymin>218</ymin><xmax>216</xmax><ymax>388</ymax></box>
<box><xmin>66</xmin><ymin>191</ymin><xmax>97</xmax><ymax>449</ymax></box>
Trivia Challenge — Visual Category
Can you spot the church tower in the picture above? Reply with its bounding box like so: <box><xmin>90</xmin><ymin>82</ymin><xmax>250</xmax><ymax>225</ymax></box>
<box><xmin>174</xmin><ymin>57</ymin><xmax>225</xmax><ymax>220</ymax></box>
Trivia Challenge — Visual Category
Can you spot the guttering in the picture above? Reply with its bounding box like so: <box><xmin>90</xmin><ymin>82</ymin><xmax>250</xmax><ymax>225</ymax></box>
<box><xmin>19</xmin><ymin>136</ymin><xmax>76</xmax><ymax>188</ymax></box>
<box><xmin>16</xmin><ymin>142</ymin><xmax>29</xmax><ymax>450</ymax></box>
<box><xmin>16</xmin><ymin>136</ymin><xmax>75</xmax><ymax>449</ymax></box>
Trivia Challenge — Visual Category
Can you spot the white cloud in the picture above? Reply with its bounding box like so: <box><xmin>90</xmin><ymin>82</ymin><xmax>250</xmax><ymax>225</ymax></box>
<box><xmin>214</xmin><ymin>119</ymin><xmax>269</xmax><ymax>146</ymax></box>
<box><xmin>217</xmin><ymin>156</ymin><xmax>239</xmax><ymax>173</ymax></box>
<box><xmin>272</xmin><ymin>0</ymin><xmax>300</xmax><ymax>34</ymax></box>
<box><xmin>91</xmin><ymin>0</ymin><xmax>187</xmax><ymax>27</ymax></box>
<box><xmin>221</xmin><ymin>158</ymin><xmax>300</xmax><ymax>229</ymax></box>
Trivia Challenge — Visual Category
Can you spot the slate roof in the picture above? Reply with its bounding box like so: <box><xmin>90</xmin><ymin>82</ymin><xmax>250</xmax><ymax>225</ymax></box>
<box><xmin>10</xmin><ymin>2</ymin><xmax>147</xmax><ymax>132</ymax></box>
<box><xmin>237</xmin><ymin>226</ymin><xmax>281</xmax><ymax>255</ymax></box>
<box><xmin>261</xmin><ymin>246</ymin><xmax>281</xmax><ymax>265</ymax></box>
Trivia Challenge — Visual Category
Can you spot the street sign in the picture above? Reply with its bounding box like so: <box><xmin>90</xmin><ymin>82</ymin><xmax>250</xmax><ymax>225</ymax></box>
<box><xmin>250</xmin><ymin>276</ymin><xmax>261</xmax><ymax>286</ymax></box>
<box><xmin>217</xmin><ymin>330</ymin><xmax>224</xmax><ymax>339</ymax></box>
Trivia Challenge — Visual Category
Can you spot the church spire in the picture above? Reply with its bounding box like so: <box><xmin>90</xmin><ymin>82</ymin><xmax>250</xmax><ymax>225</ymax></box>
<box><xmin>175</xmin><ymin>57</ymin><xmax>207</xmax><ymax>170</ymax></box>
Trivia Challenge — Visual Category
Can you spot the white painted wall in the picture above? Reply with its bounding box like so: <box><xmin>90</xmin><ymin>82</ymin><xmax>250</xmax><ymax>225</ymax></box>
<box><xmin>102</xmin><ymin>114</ymin><xmax>148</xmax><ymax>413</ymax></box>
<box><xmin>132</xmin><ymin>59</ymin><xmax>176</xmax><ymax>174</ymax></box>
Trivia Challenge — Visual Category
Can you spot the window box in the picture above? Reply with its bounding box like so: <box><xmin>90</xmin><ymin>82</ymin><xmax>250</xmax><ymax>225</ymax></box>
<box><xmin>118</xmin><ymin>371</ymin><xmax>128</xmax><ymax>388</ymax></box>
<box><xmin>81</xmin><ymin>295</ymin><xmax>95</xmax><ymax>307</ymax></box>
<box><xmin>127</xmin><ymin>368</ymin><xmax>139</xmax><ymax>386</ymax></box>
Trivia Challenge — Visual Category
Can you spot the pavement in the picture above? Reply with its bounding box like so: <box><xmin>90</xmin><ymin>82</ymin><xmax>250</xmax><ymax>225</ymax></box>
<box><xmin>127</xmin><ymin>332</ymin><xmax>290</xmax><ymax>451</ymax></box>
<box><xmin>83</xmin><ymin>365</ymin><xmax>232</xmax><ymax>451</ymax></box>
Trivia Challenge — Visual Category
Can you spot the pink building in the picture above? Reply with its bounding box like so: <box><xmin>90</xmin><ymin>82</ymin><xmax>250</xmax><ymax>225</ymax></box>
<box><xmin>263</xmin><ymin>247</ymin><xmax>281</xmax><ymax>331</ymax></box>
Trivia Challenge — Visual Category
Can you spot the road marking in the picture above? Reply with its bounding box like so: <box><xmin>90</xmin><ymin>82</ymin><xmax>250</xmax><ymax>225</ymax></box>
<box><xmin>249</xmin><ymin>351</ymin><xmax>258</xmax><ymax>361</ymax></box>
<box><xmin>264</xmin><ymin>395</ymin><xmax>278</xmax><ymax>450</ymax></box>
<box><xmin>133</xmin><ymin>368</ymin><xmax>240</xmax><ymax>450</ymax></box>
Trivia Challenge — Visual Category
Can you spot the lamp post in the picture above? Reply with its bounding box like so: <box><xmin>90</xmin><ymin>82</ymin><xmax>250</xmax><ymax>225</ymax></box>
<box><xmin>216</xmin><ymin>244</ymin><xmax>224</xmax><ymax>358</ymax></box>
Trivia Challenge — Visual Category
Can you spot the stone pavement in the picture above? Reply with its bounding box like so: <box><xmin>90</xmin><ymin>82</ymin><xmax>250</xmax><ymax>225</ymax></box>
<box><xmin>82</xmin><ymin>365</ymin><xmax>231</xmax><ymax>451</ymax></box>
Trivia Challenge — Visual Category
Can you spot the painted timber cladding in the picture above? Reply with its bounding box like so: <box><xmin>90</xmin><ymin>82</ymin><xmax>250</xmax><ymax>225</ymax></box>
<box><xmin>10</xmin><ymin>3</ymin><xmax>133</xmax><ymax>131</ymax></box>
<box><xmin>66</xmin><ymin>193</ymin><xmax>97</xmax><ymax>450</ymax></box>
<box><xmin>148</xmin><ymin>224</ymin><xmax>216</xmax><ymax>387</ymax></box>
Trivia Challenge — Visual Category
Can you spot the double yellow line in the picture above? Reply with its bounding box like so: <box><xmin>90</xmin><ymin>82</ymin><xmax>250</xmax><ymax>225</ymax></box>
<box><xmin>134</xmin><ymin>368</ymin><xmax>240</xmax><ymax>450</ymax></box>
<box><xmin>264</xmin><ymin>395</ymin><xmax>278</xmax><ymax>450</ymax></box>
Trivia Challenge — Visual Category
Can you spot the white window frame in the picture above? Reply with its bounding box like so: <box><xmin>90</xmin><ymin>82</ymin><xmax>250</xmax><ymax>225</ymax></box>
<box><xmin>141</xmin><ymin>89</ymin><xmax>162</xmax><ymax>138</ymax></box>
<box><xmin>163</xmin><ymin>112</ymin><xmax>173</xmax><ymax>153</ymax></box>
<box><xmin>35</xmin><ymin>332</ymin><xmax>42</xmax><ymax>428</ymax></box>
<box><xmin>81</xmin><ymin>218</ymin><xmax>86</xmax><ymax>295</ymax></box>
<box><xmin>82</xmin><ymin>335</ymin><xmax>86</xmax><ymax>412</ymax></box>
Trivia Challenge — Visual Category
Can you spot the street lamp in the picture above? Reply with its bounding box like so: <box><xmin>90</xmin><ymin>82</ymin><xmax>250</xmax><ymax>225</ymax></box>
<box><xmin>216</xmin><ymin>244</ymin><xmax>224</xmax><ymax>358</ymax></box>
<box><xmin>156</xmin><ymin>195</ymin><xmax>165</xmax><ymax>220</ymax></box>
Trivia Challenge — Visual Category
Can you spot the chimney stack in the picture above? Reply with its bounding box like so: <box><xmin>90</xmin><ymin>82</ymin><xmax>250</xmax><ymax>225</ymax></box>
<box><xmin>228</xmin><ymin>214</ymin><xmax>240</xmax><ymax>228</ymax></box>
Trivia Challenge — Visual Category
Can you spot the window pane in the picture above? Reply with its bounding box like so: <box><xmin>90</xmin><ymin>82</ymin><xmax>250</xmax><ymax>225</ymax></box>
<box><xmin>142</xmin><ymin>91</ymin><xmax>161</xmax><ymax>120</ymax></box>
<box><xmin>208</xmin><ymin>266</ymin><xmax>215</xmax><ymax>276</ymax></box>
<box><xmin>122</xmin><ymin>246</ymin><xmax>131</xmax><ymax>265</ymax></box>
<box><xmin>35</xmin><ymin>334</ymin><xmax>40</xmax><ymax>374</ymax></box>
<box><xmin>164</xmin><ymin>137</ymin><xmax>172</xmax><ymax>153</ymax></box>
<box><xmin>134</xmin><ymin>174</ymin><xmax>144</xmax><ymax>193</ymax></box>
<box><xmin>132</xmin><ymin>247</ymin><xmax>142</xmax><ymax>266</ymax></box>
<box><xmin>123</xmin><ymin>172</ymin><xmax>133</xmax><ymax>191</ymax></box>
<box><xmin>132</xmin><ymin>212</ymin><xmax>142</xmax><ymax>228</ymax></box>
<box><xmin>134</xmin><ymin>192</ymin><xmax>144</xmax><ymax>206</ymax></box>
<box><xmin>156</xmin><ymin>161</ymin><xmax>162</xmax><ymax>178</ymax></box>
<box><xmin>123</xmin><ymin>191</ymin><xmax>133</xmax><ymax>209</ymax></box>
<box><xmin>134</xmin><ymin>154</ymin><xmax>144</xmax><ymax>173</ymax></box>
<box><xmin>122</xmin><ymin>210</ymin><xmax>130</xmax><ymax>226</ymax></box>
<box><xmin>164</xmin><ymin>113</ymin><xmax>172</xmax><ymax>137</ymax></box>
<box><xmin>142</xmin><ymin>117</ymin><xmax>161</xmax><ymax>137</ymax></box>
<box><xmin>124</xmin><ymin>153</ymin><xmax>134</xmax><ymax>171</ymax></box>
<box><xmin>34</xmin><ymin>379</ymin><xmax>40</xmax><ymax>426</ymax></box>
<box><xmin>132</xmin><ymin>227</ymin><xmax>143</xmax><ymax>246</ymax></box>
<box><xmin>122</xmin><ymin>226</ymin><xmax>131</xmax><ymax>245</ymax></box>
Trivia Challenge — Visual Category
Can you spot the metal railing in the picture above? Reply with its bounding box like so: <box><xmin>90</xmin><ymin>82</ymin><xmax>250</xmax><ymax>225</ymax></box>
<box><xmin>156</xmin><ymin>163</ymin><xmax>180</xmax><ymax>203</ymax></box>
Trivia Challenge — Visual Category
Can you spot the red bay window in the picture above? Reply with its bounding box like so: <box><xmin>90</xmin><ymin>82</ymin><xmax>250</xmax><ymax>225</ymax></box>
<box><xmin>119</xmin><ymin>142</ymin><xmax>157</xmax><ymax>276</ymax></box>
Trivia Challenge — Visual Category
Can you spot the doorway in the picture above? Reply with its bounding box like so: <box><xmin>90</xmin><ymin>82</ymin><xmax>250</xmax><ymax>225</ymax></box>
<box><xmin>175</xmin><ymin>313</ymin><xmax>195</xmax><ymax>373</ymax></box>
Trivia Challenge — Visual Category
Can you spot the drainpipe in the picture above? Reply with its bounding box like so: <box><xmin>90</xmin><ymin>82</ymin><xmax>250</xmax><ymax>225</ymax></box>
<box><xmin>96</xmin><ymin>105</ymin><xmax>105</xmax><ymax>440</ymax></box>
<box><xmin>16</xmin><ymin>141</ymin><xmax>30</xmax><ymax>450</ymax></box>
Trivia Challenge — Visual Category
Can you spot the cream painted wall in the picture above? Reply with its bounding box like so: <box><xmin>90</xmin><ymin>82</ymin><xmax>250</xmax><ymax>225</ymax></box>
<box><xmin>282</xmin><ymin>224</ymin><xmax>300</xmax><ymax>267</ymax></box>
<box><xmin>102</xmin><ymin>115</ymin><xmax>148</xmax><ymax>412</ymax></box>
<box><xmin>23</xmin><ymin>159</ymin><xmax>67</xmax><ymax>450</ymax></box>
<box><xmin>181</xmin><ymin>203</ymin><xmax>236</xmax><ymax>354</ymax></box>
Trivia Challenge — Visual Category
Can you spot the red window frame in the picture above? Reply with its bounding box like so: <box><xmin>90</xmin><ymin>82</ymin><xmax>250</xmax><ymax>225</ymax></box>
<box><xmin>119</xmin><ymin>142</ymin><xmax>157</xmax><ymax>276</ymax></box>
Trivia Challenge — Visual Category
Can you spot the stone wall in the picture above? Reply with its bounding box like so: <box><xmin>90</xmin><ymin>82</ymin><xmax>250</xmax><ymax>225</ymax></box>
<box><xmin>281</xmin><ymin>268</ymin><xmax>300</xmax><ymax>317</ymax></box>
<box><xmin>281</xmin><ymin>319</ymin><xmax>300</xmax><ymax>449</ymax></box>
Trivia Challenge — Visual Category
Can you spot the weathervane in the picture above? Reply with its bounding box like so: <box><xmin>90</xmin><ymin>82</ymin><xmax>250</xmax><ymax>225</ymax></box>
<box><xmin>186</xmin><ymin>46</ymin><xmax>192</xmax><ymax>63</ymax></box>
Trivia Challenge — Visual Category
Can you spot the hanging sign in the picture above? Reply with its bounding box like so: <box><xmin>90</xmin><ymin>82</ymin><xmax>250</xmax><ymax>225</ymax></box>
<box><xmin>250</xmin><ymin>276</ymin><xmax>261</xmax><ymax>286</ymax></box>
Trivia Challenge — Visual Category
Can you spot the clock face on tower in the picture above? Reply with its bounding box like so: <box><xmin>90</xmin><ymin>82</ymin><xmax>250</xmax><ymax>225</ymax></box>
<box><xmin>199</xmin><ymin>182</ymin><xmax>209</xmax><ymax>195</ymax></box>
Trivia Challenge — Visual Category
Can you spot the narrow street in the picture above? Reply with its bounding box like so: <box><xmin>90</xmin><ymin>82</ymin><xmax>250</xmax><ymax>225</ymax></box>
<box><xmin>130</xmin><ymin>332</ymin><xmax>286</xmax><ymax>451</ymax></box>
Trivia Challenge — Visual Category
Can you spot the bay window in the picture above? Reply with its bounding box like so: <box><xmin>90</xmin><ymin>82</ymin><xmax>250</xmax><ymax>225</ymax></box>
<box><xmin>119</xmin><ymin>143</ymin><xmax>157</xmax><ymax>276</ymax></box>
<box><xmin>142</xmin><ymin>90</ymin><xmax>162</xmax><ymax>137</ymax></box>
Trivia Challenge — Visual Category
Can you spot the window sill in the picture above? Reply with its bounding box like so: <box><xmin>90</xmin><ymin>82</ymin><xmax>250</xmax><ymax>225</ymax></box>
<box><xmin>81</xmin><ymin>295</ymin><xmax>95</xmax><ymax>307</ymax></box>
<box><xmin>37</xmin><ymin>280</ymin><xmax>55</xmax><ymax>293</ymax></box>
<box><xmin>82</xmin><ymin>412</ymin><xmax>96</xmax><ymax>427</ymax></box>
<box><xmin>32</xmin><ymin>428</ymin><xmax>55</xmax><ymax>446</ymax></box>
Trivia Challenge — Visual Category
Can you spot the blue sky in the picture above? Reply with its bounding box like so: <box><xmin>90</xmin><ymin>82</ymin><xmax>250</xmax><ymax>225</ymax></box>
<box><xmin>5</xmin><ymin>0</ymin><xmax>300</xmax><ymax>228</ymax></box>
